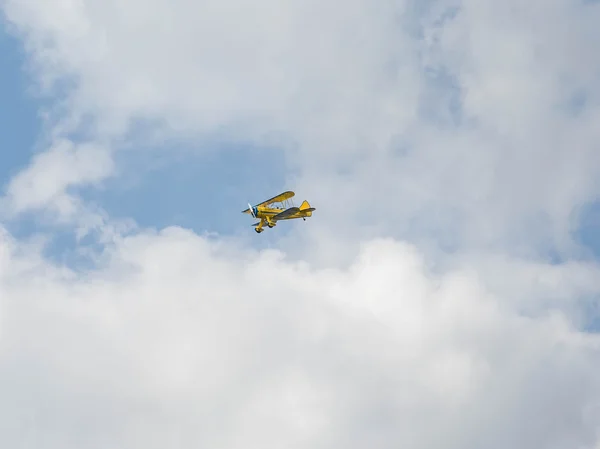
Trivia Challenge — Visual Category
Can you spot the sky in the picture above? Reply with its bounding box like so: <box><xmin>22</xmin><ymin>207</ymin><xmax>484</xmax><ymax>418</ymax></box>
<box><xmin>0</xmin><ymin>28</ymin><xmax>38</xmax><ymax>194</ymax></box>
<box><xmin>2</xmin><ymin>0</ymin><xmax>600</xmax><ymax>448</ymax></box>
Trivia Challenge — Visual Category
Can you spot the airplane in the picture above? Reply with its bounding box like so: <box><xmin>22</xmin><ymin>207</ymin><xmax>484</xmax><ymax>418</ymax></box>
<box><xmin>242</xmin><ymin>191</ymin><xmax>315</xmax><ymax>233</ymax></box>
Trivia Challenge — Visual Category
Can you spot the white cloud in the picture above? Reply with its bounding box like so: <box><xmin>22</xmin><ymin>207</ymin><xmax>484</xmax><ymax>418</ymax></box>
<box><xmin>4</xmin><ymin>0</ymin><xmax>415</xmax><ymax>138</ymax></box>
<box><xmin>3</xmin><ymin>138</ymin><xmax>113</xmax><ymax>217</ymax></box>
<box><xmin>1</xmin><ymin>228</ymin><xmax>600</xmax><ymax>448</ymax></box>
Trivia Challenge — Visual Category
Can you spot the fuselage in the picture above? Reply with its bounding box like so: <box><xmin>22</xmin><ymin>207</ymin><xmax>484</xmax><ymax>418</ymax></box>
<box><xmin>254</xmin><ymin>206</ymin><xmax>285</xmax><ymax>219</ymax></box>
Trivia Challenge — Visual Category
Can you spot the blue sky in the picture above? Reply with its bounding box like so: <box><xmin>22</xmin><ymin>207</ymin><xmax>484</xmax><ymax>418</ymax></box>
<box><xmin>576</xmin><ymin>200</ymin><xmax>600</xmax><ymax>259</ymax></box>
<box><xmin>83</xmin><ymin>141</ymin><xmax>289</xmax><ymax>234</ymax></box>
<box><xmin>0</xmin><ymin>29</ymin><xmax>38</xmax><ymax>191</ymax></box>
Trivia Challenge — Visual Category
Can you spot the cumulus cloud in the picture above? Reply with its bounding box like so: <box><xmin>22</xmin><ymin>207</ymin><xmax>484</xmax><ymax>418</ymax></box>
<box><xmin>2</xmin><ymin>228</ymin><xmax>600</xmax><ymax>449</ymax></box>
<box><xmin>1</xmin><ymin>0</ymin><xmax>600</xmax><ymax>447</ymax></box>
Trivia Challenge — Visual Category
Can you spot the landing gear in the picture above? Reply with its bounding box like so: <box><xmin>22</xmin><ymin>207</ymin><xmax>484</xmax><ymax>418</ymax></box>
<box><xmin>255</xmin><ymin>227</ymin><xmax>264</xmax><ymax>233</ymax></box>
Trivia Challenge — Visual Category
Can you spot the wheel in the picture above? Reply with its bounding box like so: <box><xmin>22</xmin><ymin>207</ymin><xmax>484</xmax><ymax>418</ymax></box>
<box><xmin>255</xmin><ymin>228</ymin><xmax>263</xmax><ymax>233</ymax></box>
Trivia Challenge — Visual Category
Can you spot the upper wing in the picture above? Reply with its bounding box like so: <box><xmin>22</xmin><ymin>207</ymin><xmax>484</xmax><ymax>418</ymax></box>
<box><xmin>256</xmin><ymin>191</ymin><xmax>295</xmax><ymax>207</ymax></box>
<box><xmin>272</xmin><ymin>207</ymin><xmax>300</xmax><ymax>221</ymax></box>
<box><xmin>241</xmin><ymin>191</ymin><xmax>295</xmax><ymax>213</ymax></box>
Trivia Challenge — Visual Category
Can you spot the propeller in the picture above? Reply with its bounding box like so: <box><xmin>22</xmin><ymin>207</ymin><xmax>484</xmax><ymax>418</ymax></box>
<box><xmin>248</xmin><ymin>202</ymin><xmax>256</xmax><ymax>218</ymax></box>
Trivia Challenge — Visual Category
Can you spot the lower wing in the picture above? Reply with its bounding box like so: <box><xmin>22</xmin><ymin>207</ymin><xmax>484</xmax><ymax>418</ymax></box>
<box><xmin>272</xmin><ymin>207</ymin><xmax>300</xmax><ymax>221</ymax></box>
<box><xmin>272</xmin><ymin>207</ymin><xmax>315</xmax><ymax>221</ymax></box>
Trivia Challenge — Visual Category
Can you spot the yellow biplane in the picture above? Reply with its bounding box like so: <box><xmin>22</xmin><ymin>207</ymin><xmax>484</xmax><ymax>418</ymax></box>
<box><xmin>242</xmin><ymin>191</ymin><xmax>315</xmax><ymax>233</ymax></box>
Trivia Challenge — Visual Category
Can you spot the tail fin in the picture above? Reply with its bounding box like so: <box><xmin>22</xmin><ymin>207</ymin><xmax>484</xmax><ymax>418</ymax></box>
<box><xmin>299</xmin><ymin>200</ymin><xmax>315</xmax><ymax>216</ymax></box>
